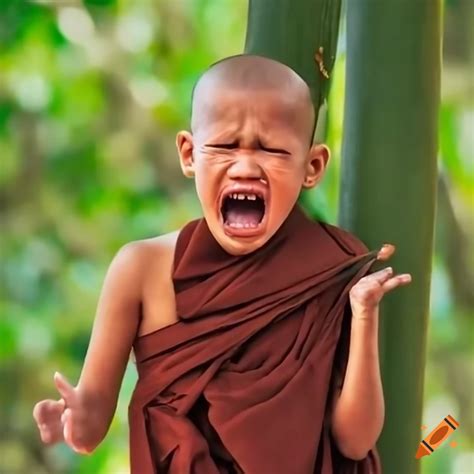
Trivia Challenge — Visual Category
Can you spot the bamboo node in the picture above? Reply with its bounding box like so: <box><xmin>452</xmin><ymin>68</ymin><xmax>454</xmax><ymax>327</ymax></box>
<box><xmin>314</xmin><ymin>46</ymin><xmax>330</xmax><ymax>79</ymax></box>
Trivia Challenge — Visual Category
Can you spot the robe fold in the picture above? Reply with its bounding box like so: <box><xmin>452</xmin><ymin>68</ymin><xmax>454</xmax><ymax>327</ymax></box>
<box><xmin>129</xmin><ymin>203</ymin><xmax>382</xmax><ymax>473</ymax></box>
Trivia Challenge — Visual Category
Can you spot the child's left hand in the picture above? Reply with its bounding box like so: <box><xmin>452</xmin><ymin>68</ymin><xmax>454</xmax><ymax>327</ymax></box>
<box><xmin>349</xmin><ymin>243</ymin><xmax>412</xmax><ymax>320</ymax></box>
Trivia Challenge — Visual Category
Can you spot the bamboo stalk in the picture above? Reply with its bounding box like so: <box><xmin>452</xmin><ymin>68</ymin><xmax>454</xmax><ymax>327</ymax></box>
<box><xmin>339</xmin><ymin>1</ymin><xmax>442</xmax><ymax>472</ymax></box>
<box><xmin>244</xmin><ymin>0</ymin><xmax>342</xmax><ymax>117</ymax></box>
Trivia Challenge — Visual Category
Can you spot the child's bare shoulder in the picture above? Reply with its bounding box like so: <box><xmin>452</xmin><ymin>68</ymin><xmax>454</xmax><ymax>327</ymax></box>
<box><xmin>119</xmin><ymin>230</ymin><xmax>182</xmax><ymax>336</ymax></box>
<box><xmin>119</xmin><ymin>230</ymin><xmax>179</xmax><ymax>264</ymax></box>
<box><xmin>108</xmin><ymin>230</ymin><xmax>183</xmax><ymax>336</ymax></box>
<box><xmin>117</xmin><ymin>229</ymin><xmax>182</xmax><ymax>275</ymax></box>
<box><xmin>138</xmin><ymin>229</ymin><xmax>181</xmax><ymax>254</ymax></box>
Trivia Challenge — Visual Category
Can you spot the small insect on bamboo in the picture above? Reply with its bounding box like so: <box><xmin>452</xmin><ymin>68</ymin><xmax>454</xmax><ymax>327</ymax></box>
<box><xmin>314</xmin><ymin>46</ymin><xmax>330</xmax><ymax>79</ymax></box>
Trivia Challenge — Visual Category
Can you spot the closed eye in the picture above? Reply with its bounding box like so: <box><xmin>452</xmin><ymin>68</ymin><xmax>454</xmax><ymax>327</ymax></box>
<box><xmin>206</xmin><ymin>142</ymin><xmax>290</xmax><ymax>154</ymax></box>
<box><xmin>258</xmin><ymin>139</ymin><xmax>290</xmax><ymax>155</ymax></box>
<box><xmin>207</xmin><ymin>143</ymin><xmax>238</xmax><ymax>149</ymax></box>
<box><xmin>262</xmin><ymin>146</ymin><xmax>290</xmax><ymax>155</ymax></box>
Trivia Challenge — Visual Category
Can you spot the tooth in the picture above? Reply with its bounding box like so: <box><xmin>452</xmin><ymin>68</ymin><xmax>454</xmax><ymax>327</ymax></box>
<box><xmin>237</xmin><ymin>194</ymin><xmax>245</xmax><ymax>200</ymax></box>
<box><xmin>246</xmin><ymin>194</ymin><xmax>256</xmax><ymax>200</ymax></box>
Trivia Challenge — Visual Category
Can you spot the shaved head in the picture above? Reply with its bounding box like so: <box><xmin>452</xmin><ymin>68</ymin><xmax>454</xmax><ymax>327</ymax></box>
<box><xmin>191</xmin><ymin>54</ymin><xmax>316</xmax><ymax>144</ymax></box>
<box><xmin>176</xmin><ymin>54</ymin><xmax>330</xmax><ymax>256</ymax></box>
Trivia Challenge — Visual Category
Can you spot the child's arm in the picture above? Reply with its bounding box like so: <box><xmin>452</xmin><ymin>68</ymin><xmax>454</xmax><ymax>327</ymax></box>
<box><xmin>33</xmin><ymin>242</ymin><xmax>146</xmax><ymax>454</ymax></box>
<box><xmin>330</xmin><ymin>244</ymin><xmax>412</xmax><ymax>460</ymax></box>
<box><xmin>330</xmin><ymin>307</ymin><xmax>384</xmax><ymax>460</ymax></box>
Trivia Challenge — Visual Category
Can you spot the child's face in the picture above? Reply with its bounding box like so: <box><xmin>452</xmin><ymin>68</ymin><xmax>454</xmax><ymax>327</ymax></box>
<box><xmin>177</xmin><ymin>86</ymin><xmax>328</xmax><ymax>256</ymax></box>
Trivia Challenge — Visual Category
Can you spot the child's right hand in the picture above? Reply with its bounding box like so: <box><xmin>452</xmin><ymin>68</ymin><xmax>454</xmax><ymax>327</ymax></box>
<box><xmin>33</xmin><ymin>372</ymin><xmax>93</xmax><ymax>454</ymax></box>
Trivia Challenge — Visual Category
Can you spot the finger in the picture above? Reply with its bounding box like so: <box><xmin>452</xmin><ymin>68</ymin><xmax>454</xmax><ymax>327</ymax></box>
<box><xmin>34</xmin><ymin>399</ymin><xmax>64</xmax><ymax>424</ymax></box>
<box><xmin>63</xmin><ymin>408</ymin><xmax>73</xmax><ymax>446</ymax></box>
<box><xmin>377</xmin><ymin>243</ymin><xmax>396</xmax><ymax>261</ymax></box>
<box><xmin>41</xmin><ymin>428</ymin><xmax>52</xmax><ymax>443</ymax></box>
<box><xmin>34</xmin><ymin>401</ymin><xmax>65</xmax><ymax>444</ymax></box>
<box><xmin>39</xmin><ymin>422</ymin><xmax>63</xmax><ymax>444</ymax></box>
<box><xmin>362</xmin><ymin>266</ymin><xmax>394</xmax><ymax>285</ymax></box>
<box><xmin>62</xmin><ymin>409</ymin><xmax>89</xmax><ymax>455</ymax></box>
<box><xmin>54</xmin><ymin>372</ymin><xmax>76</xmax><ymax>405</ymax></box>
<box><xmin>382</xmin><ymin>274</ymin><xmax>412</xmax><ymax>292</ymax></box>
<box><xmin>33</xmin><ymin>400</ymin><xmax>49</xmax><ymax>424</ymax></box>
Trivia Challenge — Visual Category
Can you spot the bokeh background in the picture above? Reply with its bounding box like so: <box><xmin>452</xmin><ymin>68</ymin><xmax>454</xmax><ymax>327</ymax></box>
<box><xmin>0</xmin><ymin>0</ymin><xmax>472</xmax><ymax>473</ymax></box>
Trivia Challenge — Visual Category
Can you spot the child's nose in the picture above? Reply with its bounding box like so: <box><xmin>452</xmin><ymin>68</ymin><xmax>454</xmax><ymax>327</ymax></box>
<box><xmin>227</xmin><ymin>154</ymin><xmax>263</xmax><ymax>179</ymax></box>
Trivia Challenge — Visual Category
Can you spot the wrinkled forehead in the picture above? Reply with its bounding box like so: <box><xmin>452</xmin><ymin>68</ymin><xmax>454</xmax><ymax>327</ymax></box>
<box><xmin>192</xmin><ymin>83</ymin><xmax>313</xmax><ymax>141</ymax></box>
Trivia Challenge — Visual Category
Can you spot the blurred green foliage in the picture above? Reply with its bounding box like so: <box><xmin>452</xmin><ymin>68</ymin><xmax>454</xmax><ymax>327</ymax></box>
<box><xmin>0</xmin><ymin>0</ymin><xmax>472</xmax><ymax>473</ymax></box>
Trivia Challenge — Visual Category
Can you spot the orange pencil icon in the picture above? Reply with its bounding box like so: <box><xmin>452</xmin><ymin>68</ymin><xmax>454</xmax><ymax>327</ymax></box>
<box><xmin>415</xmin><ymin>414</ymin><xmax>459</xmax><ymax>459</ymax></box>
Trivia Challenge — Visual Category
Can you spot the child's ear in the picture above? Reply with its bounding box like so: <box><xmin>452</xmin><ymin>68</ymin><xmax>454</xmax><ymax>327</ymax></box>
<box><xmin>302</xmin><ymin>143</ymin><xmax>330</xmax><ymax>189</ymax></box>
<box><xmin>176</xmin><ymin>130</ymin><xmax>195</xmax><ymax>178</ymax></box>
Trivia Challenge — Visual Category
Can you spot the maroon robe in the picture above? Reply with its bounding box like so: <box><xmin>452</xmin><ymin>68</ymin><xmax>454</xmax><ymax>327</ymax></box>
<box><xmin>129</xmin><ymin>203</ymin><xmax>382</xmax><ymax>473</ymax></box>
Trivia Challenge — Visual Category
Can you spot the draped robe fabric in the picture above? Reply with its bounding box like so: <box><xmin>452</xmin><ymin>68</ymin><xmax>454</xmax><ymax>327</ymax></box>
<box><xmin>129</xmin><ymin>203</ymin><xmax>383</xmax><ymax>473</ymax></box>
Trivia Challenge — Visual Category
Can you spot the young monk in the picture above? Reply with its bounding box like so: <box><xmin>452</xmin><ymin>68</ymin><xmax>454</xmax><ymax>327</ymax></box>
<box><xmin>33</xmin><ymin>54</ymin><xmax>412</xmax><ymax>473</ymax></box>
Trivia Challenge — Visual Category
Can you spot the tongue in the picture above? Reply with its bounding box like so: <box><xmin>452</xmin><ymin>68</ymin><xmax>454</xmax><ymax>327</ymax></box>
<box><xmin>226</xmin><ymin>208</ymin><xmax>262</xmax><ymax>226</ymax></box>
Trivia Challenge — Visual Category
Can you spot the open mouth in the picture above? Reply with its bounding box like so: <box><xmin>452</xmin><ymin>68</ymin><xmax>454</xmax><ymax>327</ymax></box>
<box><xmin>220</xmin><ymin>192</ymin><xmax>266</xmax><ymax>230</ymax></box>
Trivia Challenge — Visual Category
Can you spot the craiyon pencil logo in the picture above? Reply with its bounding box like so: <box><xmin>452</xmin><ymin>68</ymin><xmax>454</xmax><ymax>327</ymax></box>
<box><xmin>415</xmin><ymin>414</ymin><xmax>459</xmax><ymax>459</ymax></box>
